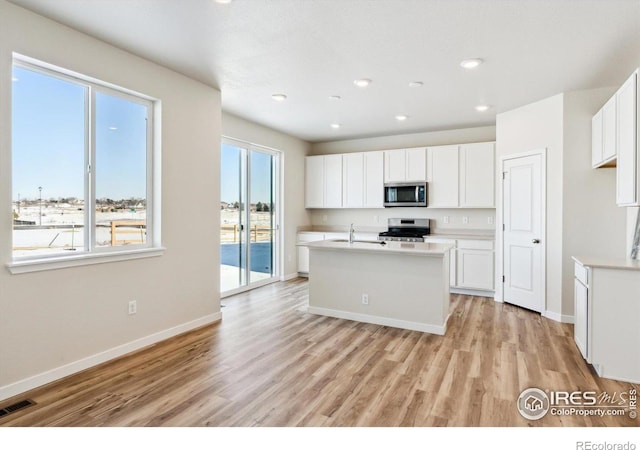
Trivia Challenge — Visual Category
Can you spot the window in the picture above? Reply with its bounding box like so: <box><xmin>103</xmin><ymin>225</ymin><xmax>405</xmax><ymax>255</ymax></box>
<box><xmin>11</xmin><ymin>57</ymin><xmax>158</xmax><ymax>268</ymax></box>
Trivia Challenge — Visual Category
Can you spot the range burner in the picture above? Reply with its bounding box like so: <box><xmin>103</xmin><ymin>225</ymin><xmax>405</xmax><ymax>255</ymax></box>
<box><xmin>378</xmin><ymin>218</ymin><xmax>430</xmax><ymax>242</ymax></box>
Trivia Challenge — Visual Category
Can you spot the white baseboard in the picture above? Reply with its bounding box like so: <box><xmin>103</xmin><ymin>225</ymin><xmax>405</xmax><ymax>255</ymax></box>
<box><xmin>543</xmin><ymin>310</ymin><xmax>574</xmax><ymax>324</ymax></box>
<box><xmin>280</xmin><ymin>272</ymin><xmax>299</xmax><ymax>281</ymax></box>
<box><xmin>305</xmin><ymin>306</ymin><xmax>448</xmax><ymax>335</ymax></box>
<box><xmin>450</xmin><ymin>287</ymin><xmax>495</xmax><ymax>298</ymax></box>
<box><xmin>0</xmin><ymin>312</ymin><xmax>222</xmax><ymax>402</ymax></box>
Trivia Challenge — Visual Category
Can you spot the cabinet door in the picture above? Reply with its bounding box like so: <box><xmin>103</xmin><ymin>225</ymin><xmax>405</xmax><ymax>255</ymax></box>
<box><xmin>363</xmin><ymin>151</ymin><xmax>384</xmax><ymax>208</ymax></box>
<box><xmin>297</xmin><ymin>246</ymin><xmax>310</xmax><ymax>273</ymax></box>
<box><xmin>427</xmin><ymin>145</ymin><xmax>459</xmax><ymax>207</ymax></box>
<box><xmin>459</xmin><ymin>142</ymin><xmax>495</xmax><ymax>208</ymax></box>
<box><xmin>405</xmin><ymin>147</ymin><xmax>427</xmax><ymax>181</ymax></box>
<box><xmin>384</xmin><ymin>150</ymin><xmax>406</xmax><ymax>182</ymax></box>
<box><xmin>342</xmin><ymin>153</ymin><xmax>364</xmax><ymax>208</ymax></box>
<box><xmin>616</xmin><ymin>71</ymin><xmax>638</xmax><ymax>206</ymax></box>
<box><xmin>591</xmin><ymin>108</ymin><xmax>603</xmax><ymax>168</ymax></box>
<box><xmin>456</xmin><ymin>249</ymin><xmax>494</xmax><ymax>290</ymax></box>
<box><xmin>324</xmin><ymin>154</ymin><xmax>343</xmax><ymax>208</ymax></box>
<box><xmin>305</xmin><ymin>156</ymin><xmax>324</xmax><ymax>208</ymax></box>
<box><xmin>574</xmin><ymin>278</ymin><xmax>588</xmax><ymax>359</ymax></box>
<box><xmin>602</xmin><ymin>96</ymin><xmax>617</xmax><ymax>163</ymax></box>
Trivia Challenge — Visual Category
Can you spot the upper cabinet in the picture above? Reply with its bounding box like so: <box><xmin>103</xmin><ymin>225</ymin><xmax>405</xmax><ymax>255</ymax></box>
<box><xmin>384</xmin><ymin>148</ymin><xmax>427</xmax><ymax>182</ymax></box>
<box><xmin>459</xmin><ymin>142</ymin><xmax>495</xmax><ymax>208</ymax></box>
<box><xmin>616</xmin><ymin>69</ymin><xmax>640</xmax><ymax>207</ymax></box>
<box><xmin>427</xmin><ymin>142</ymin><xmax>495</xmax><ymax>208</ymax></box>
<box><xmin>305</xmin><ymin>154</ymin><xmax>343</xmax><ymax>208</ymax></box>
<box><xmin>342</xmin><ymin>151</ymin><xmax>384</xmax><ymax>208</ymax></box>
<box><xmin>592</xmin><ymin>96</ymin><xmax>617</xmax><ymax>168</ymax></box>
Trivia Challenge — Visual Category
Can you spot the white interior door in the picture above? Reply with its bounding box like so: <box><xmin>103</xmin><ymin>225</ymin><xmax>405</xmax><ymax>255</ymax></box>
<box><xmin>502</xmin><ymin>153</ymin><xmax>544</xmax><ymax>313</ymax></box>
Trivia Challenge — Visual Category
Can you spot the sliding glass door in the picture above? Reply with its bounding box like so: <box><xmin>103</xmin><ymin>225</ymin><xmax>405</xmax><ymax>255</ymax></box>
<box><xmin>220</xmin><ymin>140</ymin><xmax>279</xmax><ymax>294</ymax></box>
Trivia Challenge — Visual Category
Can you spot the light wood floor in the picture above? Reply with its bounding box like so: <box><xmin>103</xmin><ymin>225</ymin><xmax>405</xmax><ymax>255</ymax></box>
<box><xmin>0</xmin><ymin>278</ymin><xmax>637</xmax><ymax>426</ymax></box>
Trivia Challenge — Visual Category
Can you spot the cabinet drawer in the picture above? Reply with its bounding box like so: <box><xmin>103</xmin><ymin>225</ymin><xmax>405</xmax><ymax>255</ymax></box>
<box><xmin>574</xmin><ymin>262</ymin><xmax>589</xmax><ymax>285</ymax></box>
<box><xmin>456</xmin><ymin>239</ymin><xmax>493</xmax><ymax>250</ymax></box>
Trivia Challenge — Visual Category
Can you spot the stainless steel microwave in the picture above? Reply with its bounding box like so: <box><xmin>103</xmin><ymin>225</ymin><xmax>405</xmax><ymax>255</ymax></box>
<box><xmin>384</xmin><ymin>182</ymin><xmax>428</xmax><ymax>207</ymax></box>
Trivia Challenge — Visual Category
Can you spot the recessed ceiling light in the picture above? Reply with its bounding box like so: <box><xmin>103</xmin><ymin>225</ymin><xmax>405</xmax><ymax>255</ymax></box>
<box><xmin>474</xmin><ymin>105</ymin><xmax>491</xmax><ymax>112</ymax></box>
<box><xmin>330</xmin><ymin>123</ymin><xmax>341</xmax><ymax>129</ymax></box>
<box><xmin>271</xmin><ymin>94</ymin><xmax>287</xmax><ymax>102</ymax></box>
<box><xmin>460</xmin><ymin>58</ymin><xmax>483</xmax><ymax>69</ymax></box>
<box><xmin>329</xmin><ymin>95</ymin><xmax>342</xmax><ymax>100</ymax></box>
<box><xmin>409</xmin><ymin>81</ymin><xmax>423</xmax><ymax>87</ymax></box>
<box><xmin>353</xmin><ymin>78</ymin><xmax>372</xmax><ymax>88</ymax></box>
<box><xmin>395</xmin><ymin>115</ymin><xmax>409</xmax><ymax>121</ymax></box>
<box><xmin>214</xmin><ymin>0</ymin><xmax>233</xmax><ymax>4</ymax></box>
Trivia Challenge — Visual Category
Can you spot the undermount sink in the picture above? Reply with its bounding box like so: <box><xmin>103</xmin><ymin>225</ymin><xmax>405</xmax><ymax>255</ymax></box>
<box><xmin>329</xmin><ymin>239</ymin><xmax>386</xmax><ymax>245</ymax></box>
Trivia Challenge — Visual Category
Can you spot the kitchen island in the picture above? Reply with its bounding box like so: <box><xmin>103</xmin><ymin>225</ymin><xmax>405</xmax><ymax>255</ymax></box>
<box><xmin>306</xmin><ymin>239</ymin><xmax>453</xmax><ymax>335</ymax></box>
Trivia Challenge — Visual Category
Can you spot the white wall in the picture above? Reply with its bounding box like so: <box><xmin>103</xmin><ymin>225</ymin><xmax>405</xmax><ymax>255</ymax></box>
<box><xmin>0</xmin><ymin>1</ymin><xmax>221</xmax><ymax>399</ymax></box>
<box><xmin>309</xmin><ymin>126</ymin><xmax>497</xmax><ymax>231</ymax></box>
<box><xmin>562</xmin><ymin>88</ymin><xmax>627</xmax><ymax>315</ymax></box>
<box><xmin>496</xmin><ymin>94</ymin><xmax>565</xmax><ymax>317</ymax></box>
<box><xmin>222</xmin><ymin>112</ymin><xmax>311</xmax><ymax>278</ymax></box>
<box><xmin>311</xmin><ymin>126</ymin><xmax>496</xmax><ymax>155</ymax></box>
<box><xmin>496</xmin><ymin>89</ymin><xmax>628</xmax><ymax>321</ymax></box>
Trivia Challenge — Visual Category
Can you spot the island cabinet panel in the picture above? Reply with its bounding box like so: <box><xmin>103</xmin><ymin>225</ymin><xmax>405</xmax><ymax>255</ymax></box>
<box><xmin>307</xmin><ymin>241</ymin><xmax>451</xmax><ymax>335</ymax></box>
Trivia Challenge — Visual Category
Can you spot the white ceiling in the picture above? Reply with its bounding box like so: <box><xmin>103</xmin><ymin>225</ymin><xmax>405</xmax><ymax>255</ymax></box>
<box><xmin>8</xmin><ymin>0</ymin><xmax>640</xmax><ymax>143</ymax></box>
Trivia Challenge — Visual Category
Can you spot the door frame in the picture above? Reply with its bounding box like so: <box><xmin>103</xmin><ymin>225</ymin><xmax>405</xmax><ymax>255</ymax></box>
<box><xmin>496</xmin><ymin>148</ymin><xmax>547</xmax><ymax>314</ymax></box>
<box><xmin>220</xmin><ymin>137</ymin><xmax>282</xmax><ymax>298</ymax></box>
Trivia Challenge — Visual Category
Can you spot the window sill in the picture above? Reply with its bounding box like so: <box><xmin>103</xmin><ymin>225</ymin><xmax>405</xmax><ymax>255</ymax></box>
<box><xmin>7</xmin><ymin>247</ymin><xmax>165</xmax><ymax>274</ymax></box>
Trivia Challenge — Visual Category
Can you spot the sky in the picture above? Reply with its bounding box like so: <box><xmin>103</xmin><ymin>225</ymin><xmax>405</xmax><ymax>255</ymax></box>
<box><xmin>221</xmin><ymin>143</ymin><xmax>273</xmax><ymax>206</ymax></box>
<box><xmin>12</xmin><ymin>65</ymin><xmax>147</xmax><ymax>201</ymax></box>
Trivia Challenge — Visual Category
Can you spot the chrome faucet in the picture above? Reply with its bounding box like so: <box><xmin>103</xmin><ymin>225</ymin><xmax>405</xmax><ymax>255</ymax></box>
<box><xmin>349</xmin><ymin>223</ymin><xmax>355</xmax><ymax>244</ymax></box>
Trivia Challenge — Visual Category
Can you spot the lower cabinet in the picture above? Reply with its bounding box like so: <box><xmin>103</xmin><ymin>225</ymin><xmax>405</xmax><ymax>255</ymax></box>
<box><xmin>425</xmin><ymin>237</ymin><xmax>495</xmax><ymax>294</ymax></box>
<box><xmin>573</xmin><ymin>258</ymin><xmax>640</xmax><ymax>383</ymax></box>
<box><xmin>297</xmin><ymin>232</ymin><xmax>325</xmax><ymax>274</ymax></box>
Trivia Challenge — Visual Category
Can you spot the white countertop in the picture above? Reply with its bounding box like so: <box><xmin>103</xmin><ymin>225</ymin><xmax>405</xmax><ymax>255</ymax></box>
<box><xmin>573</xmin><ymin>256</ymin><xmax>640</xmax><ymax>271</ymax></box>
<box><xmin>426</xmin><ymin>232</ymin><xmax>495</xmax><ymax>241</ymax></box>
<box><xmin>307</xmin><ymin>239</ymin><xmax>453</xmax><ymax>256</ymax></box>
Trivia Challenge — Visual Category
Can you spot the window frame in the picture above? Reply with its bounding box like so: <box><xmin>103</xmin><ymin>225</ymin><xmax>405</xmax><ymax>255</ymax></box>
<box><xmin>8</xmin><ymin>55</ymin><xmax>162</xmax><ymax>273</ymax></box>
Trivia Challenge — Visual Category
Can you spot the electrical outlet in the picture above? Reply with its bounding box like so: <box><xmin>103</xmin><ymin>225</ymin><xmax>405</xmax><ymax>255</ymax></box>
<box><xmin>374</xmin><ymin>215</ymin><xmax>379</xmax><ymax>223</ymax></box>
<box><xmin>322</xmin><ymin>215</ymin><xmax>328</xmax><ymax>223</ymax></box>
<box><xmin>463</xmin><ymin>216</ymin><xmax>469</xmax><ymax>224</ymax></box>
<box><xmin>287</xmin><ymin>253</ymin><xmax>292</xmax><ymax>262</ymax></box>
<box><xmin>443</xmin><ymin>216</ymin><xmax>449</xmax><ymax>224</ymax></box>
<box><xmin>128</xmin><ymin>300</ymin><xmax>137</xmax><ymax>315</ymax></box>
<box><xmin>362</xmin><ymin>294</ymin><xmax>369</xmax><ymax>305</ymax></box>
<box><xmin>488</xmin><ymin>216</ymin><xmax>494</xmax><ymax>225</ymax></box>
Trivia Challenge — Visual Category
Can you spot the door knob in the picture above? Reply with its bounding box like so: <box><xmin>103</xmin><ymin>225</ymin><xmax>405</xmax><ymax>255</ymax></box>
<box><xmin>532</xmin><ymin>239</ymin><xmax>540</xmax><ymax>244</ymax></box>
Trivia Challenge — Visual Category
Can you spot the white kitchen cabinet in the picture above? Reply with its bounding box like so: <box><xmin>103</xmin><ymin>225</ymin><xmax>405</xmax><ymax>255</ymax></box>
<box><xmin>297</xmin><ymin>232</ymin><xmax>325</xmax><ymax>274</ymax></box>
<box><xmin>305</xmin><ymin>155</ymin><xmax>343</xmax><ymax>208</ymax></box>
<box><xmin>456</xmin><ymin>239</ymin><xmax>494</xmax><ymax>291</ymax></box>
<box><xmin>459</xmin><ymin>142</ymin><xmax>495</xmax><ymax>208</ymax></box>
<box><xmin>428</xmin><ymin>143</ymin><xmax>495</xmax><ymax>208</ymax></box>
<box><xmin>573</xmin><ymin>262</ymin><xmax>589</xmax><ymax>360</ymax></box>
<box><xmin>342</xmin><ymin>153</ymin><xmax>365</xmax><ymax>208</ymax></box>
<box><xmin>573</xmin><ymin>257</ymin><xmax>640</xmax><ymax>383</ymax></box>
<box><xmin>591</xmin><ymin>108</ymin><xmax>604</xmax><ymax>168</ymax></box>
<box><xmin>384</xmin><ymin>148</ymin><xmax>427</xmax><ymax>182</ymax></box>
<box><xmin>616</xmin><ymin>69</ymin><xmax>640</xmax><ymax>206</ymax></box>
<box><xmin>342</xmin><ymin>151</ymin><xmax>384</xmax><ymax>208</ymax></box>
<box><xmin>427</xmin><ymin>145</ymin><xmax>459</xmax><ymax>208</ymax></box>
<box><xmin>363</xmin><ymin>151</ymin><xmax>384</xmax><ymax>208</ymax></box>
<box><xmin>602</xmin><ymin>96</ymin><xmax>617</xmax><ymax>164</ymax></box>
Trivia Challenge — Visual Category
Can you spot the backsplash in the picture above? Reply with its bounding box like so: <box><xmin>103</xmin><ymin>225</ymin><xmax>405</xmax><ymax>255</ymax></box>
<box><xmin>309</xmin><ymin>208</ymin><xmax>496</xmax><ymax>232</ymax></box>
